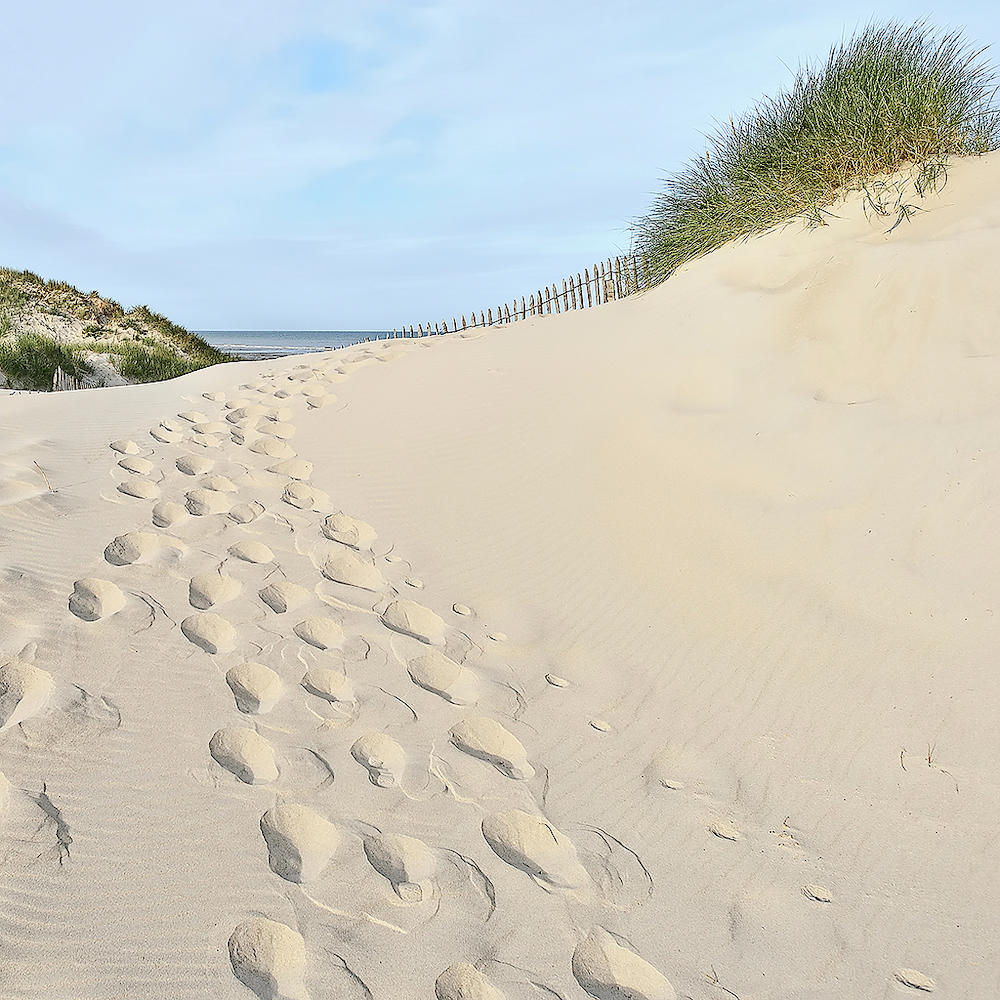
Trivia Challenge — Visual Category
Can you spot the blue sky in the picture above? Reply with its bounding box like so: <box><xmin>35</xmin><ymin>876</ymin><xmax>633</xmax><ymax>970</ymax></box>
<box><xmin>1</xmin><ymin>1</ymin><xmax>998</xmax><ymax>330</ymax></box>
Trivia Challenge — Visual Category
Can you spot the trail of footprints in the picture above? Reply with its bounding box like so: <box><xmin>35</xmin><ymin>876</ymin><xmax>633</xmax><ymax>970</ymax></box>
<box><xmin>7</xmin><ymin>348</ymin><xmax>916</xmax><ymax>998</ymax></box>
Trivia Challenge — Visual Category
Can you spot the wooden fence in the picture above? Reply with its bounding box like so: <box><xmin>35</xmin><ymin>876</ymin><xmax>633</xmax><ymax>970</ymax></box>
<box><xmin>52</xmin><ymin>366</ymin><xmax>82</xmax><ymax>391</ymax></box>
<box><xmin>391</xmin><ymin>253</ymin><xmax>641</xmax><ymax>339</ymax></box>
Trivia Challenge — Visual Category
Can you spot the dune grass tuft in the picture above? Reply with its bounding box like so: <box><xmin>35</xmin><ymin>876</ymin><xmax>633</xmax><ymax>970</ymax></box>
<box><xmin>110</xmin><ymin>341</ymin><xmax>206</xmax><ymax>383</ymax></box>
<box><xmin>0</xmin><ymin>333</ymin><xmax>93</xmax><ymax>390</ymax></box>
<box><xmin>632</xmin><ymin>20</ymin><xmax>1000</xmax><ymax>286</ymax></box>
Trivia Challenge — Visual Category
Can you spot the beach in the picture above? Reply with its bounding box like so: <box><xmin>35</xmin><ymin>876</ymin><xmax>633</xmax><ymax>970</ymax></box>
<box><xmin>2</xmin><ymin>152</ymin><xmax>1000</xmax><ymax>999</ymax></box>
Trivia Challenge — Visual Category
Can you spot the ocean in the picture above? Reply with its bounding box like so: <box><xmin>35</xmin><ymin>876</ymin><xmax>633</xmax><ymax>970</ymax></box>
<box><xmin>197</xmin><ymin>330</ymin><xmax>392</xmax><ymax>359</ymax></box>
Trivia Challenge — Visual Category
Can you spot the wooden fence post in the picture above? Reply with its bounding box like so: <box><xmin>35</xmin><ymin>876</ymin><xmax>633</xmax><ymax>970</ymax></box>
<box><xmin>584</xmin><ymin>268</ymin><xmax>592</xmax><ymax>307</ymax></box>
<box><xmin>504</xmin><ymin>303</ymin><xmax>511</xmax><ymax>324</ymax></box>
<box><xmin>552</xmin><ymin>283</ymin><xmax>560</xmax><ymax>313</ymax></box>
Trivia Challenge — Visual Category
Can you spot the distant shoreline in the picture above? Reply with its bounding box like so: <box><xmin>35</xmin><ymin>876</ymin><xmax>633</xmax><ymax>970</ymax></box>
<box><xmin>197</xmin><ymin>330</ymin><xmax>390</xmax><ymax>360</ymax></box>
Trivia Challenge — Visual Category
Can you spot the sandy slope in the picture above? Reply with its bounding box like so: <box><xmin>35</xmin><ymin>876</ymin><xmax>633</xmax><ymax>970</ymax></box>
<box><xmin>3</xmin><ymin>155</ymin><xmax>1000</xmax><ymax>999</ymax></box>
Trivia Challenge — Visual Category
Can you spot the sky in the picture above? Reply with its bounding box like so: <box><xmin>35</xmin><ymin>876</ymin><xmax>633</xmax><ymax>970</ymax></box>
<box><xmin>1</xmin><ymin>1</ymin><xmax>999</xmax><ymax>330</ymax></box>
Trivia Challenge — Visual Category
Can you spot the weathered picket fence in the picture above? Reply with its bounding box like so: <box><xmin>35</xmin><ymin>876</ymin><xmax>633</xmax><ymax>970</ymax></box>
<box><xmin>392</xmin><ymin>253</ymin><xmax>641</xmax><ymax>338</ymax></box>
<box><xmin>52</xmin><ymin>366</ymin><xmax>82</xmax><ymax>391</ymax></box>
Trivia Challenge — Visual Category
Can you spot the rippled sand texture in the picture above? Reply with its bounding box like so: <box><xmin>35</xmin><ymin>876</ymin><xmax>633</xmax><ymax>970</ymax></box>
<box><xmin>4</xmin><ymin>155</ymin><xmax>1000</xmax><ymax>997</ymax></box>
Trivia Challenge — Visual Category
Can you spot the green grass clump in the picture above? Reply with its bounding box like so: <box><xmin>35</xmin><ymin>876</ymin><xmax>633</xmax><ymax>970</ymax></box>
<box><xmin>0</xmin><ymin>333</ymin><xmax>93</xmax><ymax>390</ymax></box>
<box><xmin>632</xmin><ymin>21</ymin><xmax>1000</xmax><ymax>286</ymax></box>
<box><xmin>129</xmin><ymin>305</ymin><xmax>231</xmax><ymax>367</ymax></box>
<box><xmin>111</xmin><ymin>341</ymin><xmax>204</xmax><ymax>383</ymax></box>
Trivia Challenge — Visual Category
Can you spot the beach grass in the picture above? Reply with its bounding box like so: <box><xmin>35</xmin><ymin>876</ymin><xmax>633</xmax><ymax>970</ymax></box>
<box><xmin>110</xmin><ymin>340</ymin><xmax>206</xmax><ymax>383</ymax></box>
<box><xmin>0</xmin><ymin>333</ymin><xmax>93</xmax><ymax>391</ymax></box>
<box><xmin>632</xmin><ymin>21</ymin><xmax>1000</xmax><ymax>286</ymax></box>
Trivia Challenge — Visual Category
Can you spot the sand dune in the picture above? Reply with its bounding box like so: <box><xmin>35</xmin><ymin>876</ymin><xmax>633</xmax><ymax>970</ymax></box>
<box><xmin>3</xmin><ymin>154</ymin><xmax>1000</xmax><ymax>997</ymax></box>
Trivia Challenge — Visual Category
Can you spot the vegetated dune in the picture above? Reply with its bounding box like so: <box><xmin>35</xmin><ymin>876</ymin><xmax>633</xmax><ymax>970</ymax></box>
<box><xmin>1</xmin><ymin>152</ymin><xmax>1000</xmax><ymax>999</ymax></box>
<box><xmin>0</xmin><ymin>268</ymin><xmax>230</xmax><ymax>389</ymax></box>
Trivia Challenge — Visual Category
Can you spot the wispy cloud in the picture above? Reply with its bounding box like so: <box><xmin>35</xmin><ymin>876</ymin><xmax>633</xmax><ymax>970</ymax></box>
<box><xmin>0</xmin><ymin>0</ymin><xmax>998</xmax><ymax>327</ymax></box>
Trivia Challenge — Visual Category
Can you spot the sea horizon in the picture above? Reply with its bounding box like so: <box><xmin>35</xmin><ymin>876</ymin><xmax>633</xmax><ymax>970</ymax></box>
<box><xmin>197</xmin><ymin>329</ymin><xmax>392</xmax><ymax>359</ymax></box>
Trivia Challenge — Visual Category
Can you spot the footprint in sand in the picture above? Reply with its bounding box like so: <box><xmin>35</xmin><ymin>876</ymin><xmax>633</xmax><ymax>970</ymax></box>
<box><xmin>180</xmin><ymin>612</ymin><xmax>236</xmax><ymax>654</ymax></box>
<box><xmin>152</xmin><ymin>500</ymin><xmax>188</xmax><ymax>528</ymax></box>
<box><xmin>117</xmin><ymin>456</ymin><xmax>154</xmax><ymax>476</ymax></box>
<box><xmin>0</xmin><ymin>659</ymin><xmax>54</xmax><ymax>733</ymax></box>
<box><xmin>319</xmin><ymin>549</ymin><xmax>384</xmax><ymax>591</ymax></box>
<box><xmin>351</xmin><ymin>732</ymin><xmax>406</xmax><ymax>787</ymax></box>
<box><xmin>200</xmin><ymin>474</ymin><xmax>239</xmax><ymax>493</ymax></box>
<box><xmin>229</xmin><ymin>540</ymin><xmax>274</xmax><ymax>563</ymax></box>
<box><xmin>150</xmin><ymin>424</ymin><xmax>183</xmax><ymax>444</ymax></box>
<box><xmin>894</xmin><ymin>968</ymin><xmax>935</xmax><ymax>991</ymax></box>
<box><xmin>407</xmin><ymin>650</ymin><xmax>478</xmax><ymax>705</ymax></box>
<box><xmin>321</xmin><ymin>511</ymin><xmax>377</xmax><ymax>550</ymax></box>
<box><xmin>117</xmin><ymin>478</ymin><xmax>160</xmax><ymax>500</ymax></box>
<box><xmin>105</xmin><ymin>531</ymin><xmax>185</xmax><ymax>566</ymax></box>
<box><xmin>261</xmin><ymin>803</ymin><xmax>339</xmax><ymax>883</ymax></box>
<box><xmin>481</xmin><ymin>810</ymin><xmax>588</xmax><ymax>890</ymax></box>
<box><xmin>227</xmin><ymin>662</ymin><xmax>283</xmax><ymax>714</ymax></box>
<box><xmin>282</xmin><ymin>483</ymin><xmax>327</xmax><ymax>511</ymax></box>
<box><xmin>189</xmin><ymin>571</ymin><xmax>241</xmax><ymax>610</ymax></box>
<box><xmin>264</xmin><ymin>421</ymin><xmax>296</xmax><ymax>441</ymax></box>
<box><xmin>301</xmin><ymin>666</ymin><xmax>355</xmax><ymax>705</ymax></box>
<box><xmin>269</xmin><ymin>458</ymin><xmax>312</xmax><ymax>481</ymax></box>
<box><xmin>68</xmin><ymin>578</ymin><xmax>126</xmax><ymax>621</ymax></box>
<box><xmin>178</xmin><ymin>410</ymin><xmax>209</xmax><ymax>424</ymax></box>
<box><xmin>226</xmin><ymin>404</ymin><xmax>269</xmax><ymax>427</ymax></box>
<box><xmin>229</xmin><ymin>501</ymin><xmax>266</xmax><ymax>525</ymax></box>
<box><xmin>435</xmin><ymin>963</ymin><xmax>506</xmax><ymax>1000</ymax></box>
<box><xmin>293</xmin><ymin>618</ymin><xmax>343</xmax><ymax>650</ymax></box>
<box><xmin>250</xmin><ymin>437</ymin><xmax>296</xmax><ymax>459</ymax></box>
<box><xmin>176</xmin><ymin>454</ymin><xmax>214</xmax><ymax>476</ymax></box>
<box><xmin>109</xmin><ymin>439</ymin><xmax>139</xmax><ymax>455</ymax></box>
<box><xmin>185</xmin><ymin>488</ymin><xmax>231</xmax><ymax>516</ymax></box>
<box><xmin>802</xmin><ymin>884</ymin><xmax>832</xmax><ymax>903</ymax></box>
<box><xmin>192</xmin><ymin>421</ymin><xmax>230</xmax><ymax>436</ymax></box>
<box><xmin>210</xmin><ymin>728</ymin><xmax>279</xmax><ymax>784</ymax></box>
<box><xmin>572</xmin><ymin>927</ymin><xmax>676</xmax><ymax>1000</ymax></box>
<box><xmin>228</xmin><ymin>917</ymin><xmax>309</xmax><ymax>1000</ymax></box>
<box><xmin>363</xmin><ymin>830</ymin><xmax>437</xmax><ymax>901</ymax></box>
<box><xmin>709</xmin><ymin>819</ymin><xmax>741</xmax><ymax>842</ymax></box>
<box><xmin>452</xmin><ymin>603</ymin><xmax>473</xmax><ymax>616</ymax></box>
<box><xmin>450</xmin><ymin>717</ymin><xmax>534</xmax><ymax>779</ymax></box>
<box><xmin>259</xmin><ymin>581</ymin><xmax>310</xmax><ymax>614</ymax></box>
<box><xmin>380</xmin><ymin>599</ymin><xmax>446</xmax><ymax>645</ymax></box>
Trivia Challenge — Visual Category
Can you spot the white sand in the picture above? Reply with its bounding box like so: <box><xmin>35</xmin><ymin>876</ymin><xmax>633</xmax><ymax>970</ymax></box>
<box><xmin>2</xmin><ymin>154</ymin><xmax>1000</xmax><ymax>997</ymax></box>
